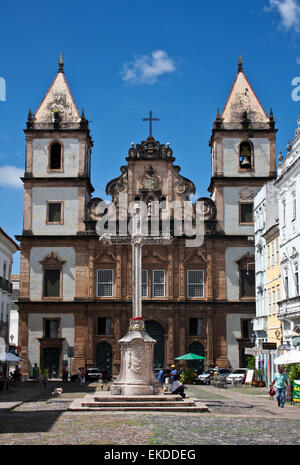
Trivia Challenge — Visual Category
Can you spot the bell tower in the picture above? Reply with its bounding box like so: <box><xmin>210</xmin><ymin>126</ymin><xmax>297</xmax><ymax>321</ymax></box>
<box><xmin>22</xmin><ymin>54</ymin><xmax>94</xmax><ymax>237</ymax></box>
<box><xmin>208</xmin><ymin>55</ymin><xmax>277</xmax><ymax>234</ymax></box>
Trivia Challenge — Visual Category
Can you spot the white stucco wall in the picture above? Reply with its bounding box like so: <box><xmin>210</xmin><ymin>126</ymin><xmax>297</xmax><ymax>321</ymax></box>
<box><xmin>223</xmin><ymin>186</ymin><xmax>260</xmax><ymax>235</ymax></box>
<box><xmin>32</xmin><ymin>138</ymin><xmax>79</xmax><ymax>177</ymax></box>
<box><xmin>32</xmin><ymin>187</ymin><xmax>78</xmax><ymax>235</ymax></box>
<box><xmin>28</xmin><ymin>313</ymin><xmax>75</xmax><ymax>367</ymax></box>
<box><xmin>226</xmin><ymin>246</ymin><xmax>254</xmax><ymax>301</ymax></box>
<box><xmin>30</xmin><ymin>247</ymin><xmax>76</xmax><ymax>301</ymax></box>
<box><xmin>222</xmin><ymin>138</ymin><xmax>270</xmax><ymax>177</ymax></box>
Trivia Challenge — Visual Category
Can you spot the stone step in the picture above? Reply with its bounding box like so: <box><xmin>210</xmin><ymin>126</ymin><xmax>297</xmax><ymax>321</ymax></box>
<box><xmin>82</xmin><ymin>401</ymin><xmax>197</xmax><ymax>408</ymax></box>
<box><xmin>93</xmin><ymin>394</ymin><xmax>182</xmax><ymax>402</ymax></box>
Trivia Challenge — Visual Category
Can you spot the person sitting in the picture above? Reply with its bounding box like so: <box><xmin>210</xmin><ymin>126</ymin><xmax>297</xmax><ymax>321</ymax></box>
<box><xmin>171</xmin><ymin>374</ymin><xmax>186</xmax><ymax>399</ymax></box>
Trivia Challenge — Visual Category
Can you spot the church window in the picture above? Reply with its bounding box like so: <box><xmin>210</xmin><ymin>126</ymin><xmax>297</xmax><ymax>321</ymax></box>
<box><xmin>43</xmin><ymin>269</ymin><xmax>61</xmax><ymax>298</ymax></box>
<box><xmin>153</xmin><ymin>270</ymin><xmax>165</xmax><ymax>297</ymax></box>
<box><xmin>44</xmin><ymin>319</ymin><xmax>59</xmax><ymax>338</ymax></box>
<box><xmin>187</xmin><ymin>270</ymin><xmax>204</xmax><ymax>298</ymax></box>
<box><xmin>97</xmin><ymin>317</ymin><xmax>111</xmax><ymax>335</ymax></box>
<box><xmin>142</xmin><ymin>270</ymin><xmax>148</xmax><ymax>297</ymax></box>
<box><xmin>240</xmin><ymin>203</ymin><xmax>253</xmax><ymax>224</ymax></box>
<box><xmin>49</xmin><ymin>142</ymin><xmax>62</xmax><ymax>170</ymax></box>
<box><xmin>237</xmin><ymin>254</ymin><xmax>255</xmax><ymax>299</ymax></box>
<box><xmin>97</xmin><ymin>269</ymin><xmax>114</xmax><ymax>297</ymax></box>
<box><xmin>241</xmin><ymin>319</ymin><xmax>253</xmax><ymax>339</ymax></box>
<box><xmin>47</xmin><ymin>202</ymin><xmax>63</xmax><ymax>224</ymax></box>
<box><xmin>240</xmin><ymin>269</ymin><xmax>255</xmax><ymax>298</ymax></box>
<box><xmin>189</xmin><ymin>318</ymin><xmax>204</xmax><ymax>336</ymax></box>
<box><xmin>239</xmin><ymin>141</ymin><xmax>252</xmax><ymax>169</ymax></box>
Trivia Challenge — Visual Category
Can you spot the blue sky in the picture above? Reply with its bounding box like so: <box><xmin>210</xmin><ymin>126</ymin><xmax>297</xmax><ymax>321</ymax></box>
<box><xmin>1</xmin><ymin>0</ymin><xmax>300</xmax><ymax>272</ymax></box>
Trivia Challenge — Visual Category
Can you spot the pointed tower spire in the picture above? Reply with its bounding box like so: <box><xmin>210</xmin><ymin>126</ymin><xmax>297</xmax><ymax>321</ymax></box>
<box><xmin>58</xmin><ymin>53</ymin><xmax>64</xmax><ymax>73</ymax></box>
<box><xmin>238</xmin><ymin>53</ymin><xmax>243</xmax><ymax>73</ymax></box>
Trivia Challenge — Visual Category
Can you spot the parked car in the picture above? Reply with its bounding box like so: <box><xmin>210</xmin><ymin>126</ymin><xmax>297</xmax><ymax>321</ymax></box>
<box><xmin>197</xmin><ymin>368</ymin><xmax>232</xmax><ymax>385</ymax></box>
<box><xmin>215</xmin><ymin>368</ymin><xmax>231</xmax><ymax>381</ymax></box>
<box><xmin>226</xmin><ymin>368</ymin><xmax>248</xmax><ymax>384</ymax></box>
<box><xmin>86</xmin><ymin>368</ymin><xmax>101</xmax><ymax>381</ymax></box>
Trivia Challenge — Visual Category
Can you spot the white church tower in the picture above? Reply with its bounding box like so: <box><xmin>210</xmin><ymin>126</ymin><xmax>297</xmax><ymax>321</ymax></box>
<box><xmin>18</xmin><ymin>56</ymin><xmax>94</xmax><ymax>377</ymax></box>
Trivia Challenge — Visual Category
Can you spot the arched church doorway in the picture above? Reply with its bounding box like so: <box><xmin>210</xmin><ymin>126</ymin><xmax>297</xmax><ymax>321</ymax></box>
<box><xmin>145</xmin><ymin>320</ymin><xmax>165</xmax><ymax>369</ymax></box>
<box><xmin>96</xmin><ymin>341</ymin><xmax>112</xmax><ymax>375</ymax></box>
<box><xmin>188</xmin><ymin>342</ymin><xmax>205</xmax><ymax>372</ymax></box>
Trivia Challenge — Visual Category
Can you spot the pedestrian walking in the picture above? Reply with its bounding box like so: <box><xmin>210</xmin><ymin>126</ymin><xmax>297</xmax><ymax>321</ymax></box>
<box><xmin>271</xmin><ymin>365</ymin><xmax>289</xmax><ymax>408</ymax></box>
<box><xmin>81</xmin><ymin>367</ymin><xmax>86</xmax><ymax>384</ymax></box>
<box><xmin>101</xmin><ymin>367</ymin><xmax>108</xmax><ymax>390</ymax></box>
<box><xmin>33</xmin><ymin>363</ymin><xmax>39</xmax><ymax>384</ymax></box>
<box><xmin>62</xmin><ymin>364</ymin><xmax>69</xmax><ymax>382</ymax></box>
<box><xmin>43</xmin><ymin>366</ymin><xmax>49</xmax><ymax>389</ymax></box>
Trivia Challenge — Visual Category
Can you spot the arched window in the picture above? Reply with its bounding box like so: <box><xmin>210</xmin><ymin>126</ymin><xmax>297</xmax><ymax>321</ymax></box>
<box><xmin>239</xmin><ymin>141</ymin><xmax>252</xmax><ymax>169</ymax></box>
<box><xmin>49</xmin><ymin>142</ymin><xmax>62</xmax><ymax>170</ymax></box>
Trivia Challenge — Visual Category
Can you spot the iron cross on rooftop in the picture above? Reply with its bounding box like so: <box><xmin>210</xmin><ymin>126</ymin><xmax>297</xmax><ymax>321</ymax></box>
<box><xmin>142</xmin><ymin>110</ymin><xmax>160</xmax><ymax>138</ymax></box>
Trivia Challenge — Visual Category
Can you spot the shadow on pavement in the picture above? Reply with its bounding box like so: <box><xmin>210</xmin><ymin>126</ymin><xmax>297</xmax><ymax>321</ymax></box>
<box><xmin>0</xmin><ymin>410</ymin><xmax>64</xmax><ymax>434</ymax></box>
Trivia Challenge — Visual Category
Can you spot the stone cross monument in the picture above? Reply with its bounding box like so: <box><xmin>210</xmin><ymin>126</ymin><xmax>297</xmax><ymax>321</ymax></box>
<box><xmin>100</xmin><ymin>205</ymin><xmax>172</xmax><ymax>396</ymax></box>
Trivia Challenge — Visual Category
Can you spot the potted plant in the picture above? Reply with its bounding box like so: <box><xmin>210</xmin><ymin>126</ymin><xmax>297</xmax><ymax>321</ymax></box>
<box><xmin>254</xmin><ymin>368</ymin><xmax>265</xmax><ymax>387</ymax></box>
<box><xmin>180</xmin><ymin>368</ymin><xmax>195</xmax><ymax>384</ymax></box>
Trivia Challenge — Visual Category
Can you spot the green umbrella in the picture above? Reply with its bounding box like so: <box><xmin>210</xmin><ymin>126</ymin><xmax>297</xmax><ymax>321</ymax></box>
<box><xmin>175</xmin><ymin>352</ymin><xmax>206</xmax><ymax>360</ymax></box>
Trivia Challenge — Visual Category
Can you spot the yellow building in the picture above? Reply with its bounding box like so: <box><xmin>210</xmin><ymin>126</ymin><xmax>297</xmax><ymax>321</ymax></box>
<box><xmin>263</xmin><ymin>222</ymin><xmax>282</xmax><ymax>381</ymax></box>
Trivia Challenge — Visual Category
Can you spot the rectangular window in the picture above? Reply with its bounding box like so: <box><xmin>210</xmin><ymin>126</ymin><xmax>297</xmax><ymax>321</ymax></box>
<box><xmin>272</xmin><ymin>289</ymin><xmax>276</xmax><ymax>314</ymax></box>
<box><xmin>285</xmin><ymin>274</ymin><xmax>289</xmax><ymax>299</ymax></box>
<box><xmin>271</xmin><ymin>242</ymin><xmax>274</xmax><ymax>266</ymax></box>
<box><xmin>240</xmin><ymin>269</ymin><xmax>255</xmax><ymax>297</ymax></box>
<box><xmin>43</xmin><ymin>269</ymin><xmax>60</xmax><ymax>297</ymax></box>
<box><xmin>276</xmin><ymin>239</ymin><xmax>279</xmax><ymax>263</ymax></box>
<box><xmin>242</xmin><ymin>319</ymin><xmax>253</xmax><ymax>339</ymax></box>
<box><xmin>189</xmin><ymin>318</ymin><xmax>204</xmax><ymax>336</ymax></box>
<box><xmin>295</xmin><ymin>266</ymin><xmax>299</xmax><ymax>296</ymax></box>
<box><xmin>240</xmin><ymin>203</ymin><xmax>253</xmax><ymax>224</ymax></box>
<box><xmin>97</xmin><ymin>317</ymin><xmax>111</xmax><ymax>335</ymax></box>
<box><xmin>45</xmin><ymin>319</ymin><xmax>59</xmax><ymax>338</ymax></box>
<box><xmin>97</xmin><ymin>269</ymin><xmax>114</xmax><ymax>297</ymax></box>
<box><xmin>3</xmin><ymin>262</ymin><xmax>6</xmax><ymax>280</ymax></box>
<box><xmin>47</xmin><ymin>202</ymin><xmax>63</xmax><ymax>223</ymax></box>
<box><xmin>267</xmin><ymin>246</ymin><xmax>270</xmax><ymax>269</ymax></box>
<box><xmin>142</xmin><ymin>270</ymin><xmax>148</xmax><ymax>298</ymax></box>
<box><xmin>187</xmin><ymin>270</ymin><xmax>204</xmax><ymax>298</ymax></box>
<box><xmin>153</xmin><ymin>270</ymin><xmax>165</xmax><ymax>297</ymax></box>
<box><xmin>282</xmin><ymin>200</ymin><xmax>286</xmax><ymax>227</ymax></box>
<box><xmin>292</xmin><ymin>197</ymin><xmax>296</xmax><ymax>221</ymax></box>
<box><xmin>268</xmin><ymin>291</ymin><xmax>272</xmax><ymax>314</ymax></box>
<box><xmin>276</xmin><ymin>286</ymin><xmax>280</xmax><ymax>313</ymax></box>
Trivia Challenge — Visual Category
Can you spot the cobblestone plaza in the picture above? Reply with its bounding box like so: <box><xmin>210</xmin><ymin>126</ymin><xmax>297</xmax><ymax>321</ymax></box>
<box><xmin>0</xmin><ymin>381</ymin><xmax>299</xmax><ymax>446</ymax></box>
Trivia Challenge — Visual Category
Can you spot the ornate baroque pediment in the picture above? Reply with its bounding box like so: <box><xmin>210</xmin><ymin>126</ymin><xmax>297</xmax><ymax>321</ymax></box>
<box><xmin>39</xmin><ymin>252</ymin><xmax>65</xmax><ymax>267</ymax></box>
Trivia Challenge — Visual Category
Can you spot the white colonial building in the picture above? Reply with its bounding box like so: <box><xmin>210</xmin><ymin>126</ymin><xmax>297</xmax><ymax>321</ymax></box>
<box><xmin>0</xmin><ymin>228</ymin><xmax>19</xmax><ymax>354</ymax></box>
<box><xmin>276</xmin><ymin>117</ymin><xmax>300</xmax><ymax>349</ymax></box>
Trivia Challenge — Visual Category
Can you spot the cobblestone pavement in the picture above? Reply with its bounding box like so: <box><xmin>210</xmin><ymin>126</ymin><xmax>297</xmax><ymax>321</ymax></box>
<box><xmin>0</xmin><ymin>381</ymin><xmax>299</xmax><ymax>445</ymax></box>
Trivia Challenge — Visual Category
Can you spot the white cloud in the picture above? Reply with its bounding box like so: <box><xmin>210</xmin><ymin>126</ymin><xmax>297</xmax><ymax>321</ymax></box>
<box><xmin>122</xmin><ymin>50</ymin><xmax>176</xmax><ymax>84</ymax></box>
<box><xmin>0</xmin><ymin>165</ymin><xmax>23</xmax><ymax>188</ymax></box>
<box><xmin>267</xmin><ymin>0</ymin><xmax>300</xmax><ymax>31</ymax></box>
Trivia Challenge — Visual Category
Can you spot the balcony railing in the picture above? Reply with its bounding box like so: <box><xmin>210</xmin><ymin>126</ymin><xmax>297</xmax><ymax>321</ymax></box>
<box><xmin>0</xmin><ymin>277</ymin><xmax>13</xmax><ymax>293</ymax></box>
<box><xmin>278</xmin><ymin>296</ymin><xmax>300</xmax><ymax>318</ymax></box>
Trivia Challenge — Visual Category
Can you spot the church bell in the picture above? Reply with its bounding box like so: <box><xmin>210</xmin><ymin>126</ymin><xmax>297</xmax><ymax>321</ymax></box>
<box><xmin>240</xmin><ymin>155</ymin><xmax>251</xmax><ymax>168</ymax></box>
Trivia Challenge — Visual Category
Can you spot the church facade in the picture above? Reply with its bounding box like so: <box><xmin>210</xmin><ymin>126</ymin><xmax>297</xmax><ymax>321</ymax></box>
<box><xmin>17</xmin><ymin>56</ymin><xmax>277</xmax><ymax>377</ymax></box>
